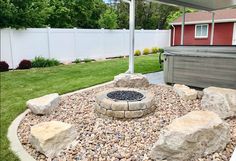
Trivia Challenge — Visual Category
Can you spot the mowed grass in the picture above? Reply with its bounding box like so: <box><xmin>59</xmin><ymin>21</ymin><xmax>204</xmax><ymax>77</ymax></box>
<box><xmin>0</xmin><ymin>54</ymin><xmax>161</xmax><ymax>161</ymax></box>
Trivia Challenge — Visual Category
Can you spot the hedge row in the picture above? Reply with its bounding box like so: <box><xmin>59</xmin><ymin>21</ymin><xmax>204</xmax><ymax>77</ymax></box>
<box><xmin>134</xmin><ymin>47</ymin><xmax>164</xmax><ymax>56</ymax></box>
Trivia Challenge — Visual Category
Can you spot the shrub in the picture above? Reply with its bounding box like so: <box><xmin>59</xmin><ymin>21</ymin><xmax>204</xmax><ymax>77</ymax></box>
<box><xmin>159</xmin><ymin>48</ymin><xmax>164</xmax><ymax>54</ymax></box>
<box><xmin>134</xmin><ymin>50</ymin><xmax>141</xmax><ymax>56</ymax></box>
<box><xmin>74</xmin><ymin>58</ymin><xmax>81</xmax><ymax>64</ymax></box>
<box><xmin>18</xmin><ymin>59</ymin><xmax>32</xmax><ymax>69</ymax></box>
<box><xmin>143</xmin><ymin>48</ymin><xmax>150</xmax><ymax>55</ymax></box>
<box><xmin>83</xmin><ymin>58</ymin><xmax>94</xmax><ymax>63</ymax></box>
<box><xmin>47</xmin><ymin>58</ymin><xmax>60</xmax><ymax>66</ymax></box>
<box><xmin>0</xmin><ymin>61</ymin><xmax>9</xmax><ymax>72</ymax></box>
<box><xmin>151</xmin><ymin>47</ymin><xmax>159</xmax><ymax>53</ymax></box>
<box><xmin>32</xmin><ymin>56</ymin><xmax>60</xmax><ymax>68</ymax></box>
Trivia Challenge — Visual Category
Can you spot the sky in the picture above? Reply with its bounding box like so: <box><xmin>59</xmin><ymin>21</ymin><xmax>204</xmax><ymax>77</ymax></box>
<box><xmin>103</xmin><ymin>0</ymin><xmax>118</xmax><ymax>3</ymax></box>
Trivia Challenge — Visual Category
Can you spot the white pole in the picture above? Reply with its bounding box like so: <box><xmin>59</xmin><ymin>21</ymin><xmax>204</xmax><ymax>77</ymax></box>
<box><xmin>210</xmin><ymin>12</ymin><xmax>215</xmax><ymax>45</ymax></box>
<box><xmin>171</xmin><ymin>25</ymin><xmax>175</xmax><ymax>46</ymax></box>
<box><xmin>73</xmin><ymin>27</ymin><xmax>77</xmax><ymax>60</ymax></box>
<box><xmin>128</xmin><ymin>0</ymin><xmax>135</xmax><ymax>74</ymax></box>
<box><xmin>181</xmin><ymin>7</ymin><xmax>185</xmax><ymax>45</ymax></box>
<box><xmin>118</xmin><ymin>0</ymin><xmax>136</xmax><ymax>73</ymax></box>
<box><xmin>9</xmin><ymin>28</ymin><xmax>14</xmax><ymax>69</ymax></box>
<box><xmin>47</xmin><ymin>27</ymin><xmax>51</xmax><ymax>58</ymax></box>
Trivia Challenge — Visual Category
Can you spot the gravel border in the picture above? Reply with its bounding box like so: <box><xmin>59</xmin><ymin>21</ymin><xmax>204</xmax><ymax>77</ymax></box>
<box><xmin>230</xmin><ymin>148</ymin><xmax>236</xmax><ymax>161</ymax></box>
<box><xmin>7</xmin><ymin>109</ymin><xmax>36</xmax><ymax>161</ymax></box>
<box><xmin>8</xmin><ymin>81</ymin><xmax>236</xmax><ymax>161</ymax></box>
<box><xmin>7</xmin><ymin>81</ymin><xmax>113</xmax><ymax>161</ymax></box>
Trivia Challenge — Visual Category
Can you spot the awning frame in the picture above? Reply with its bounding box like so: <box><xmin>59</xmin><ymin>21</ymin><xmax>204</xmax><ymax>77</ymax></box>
<box><xmin>124</xmin><ymin>0</ymin><xmax>236</xmax><ymax>73</ymax></box>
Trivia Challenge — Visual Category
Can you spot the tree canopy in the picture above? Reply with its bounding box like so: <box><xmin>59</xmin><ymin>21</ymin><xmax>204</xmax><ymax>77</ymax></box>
<box><xmin>0</xmin><ymin>0</ymin><xmax>189</xmax><ymax>29</ymax></box>
<box><xmin>98</xmin><ymin>8</ymin><xmax>118</xmax><ymax>29</ymax></box>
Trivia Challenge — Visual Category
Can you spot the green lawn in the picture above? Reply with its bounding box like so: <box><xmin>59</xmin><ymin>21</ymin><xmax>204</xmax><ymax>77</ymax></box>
<box><xmin>0</xmin><ymin>54</ymin><xmax>161</xmax><ymax>161</ymax></box>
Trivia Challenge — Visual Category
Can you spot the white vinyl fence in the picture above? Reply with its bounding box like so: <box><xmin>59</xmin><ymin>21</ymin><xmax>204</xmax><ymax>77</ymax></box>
<box><xmin>0</xmin><ymin>28</ymin><xmax>170</xmax><ymax>68</ymax></box>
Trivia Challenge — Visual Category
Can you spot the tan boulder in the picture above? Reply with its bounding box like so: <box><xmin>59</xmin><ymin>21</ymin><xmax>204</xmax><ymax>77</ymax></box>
<box><xmin>27</xmin><ymin>93</ymin><xmax>60</xmax><ymax>115</ymax></box>
<box><xmin>30</xmin><ymin>121</ymin><xmax>77</xmax><ymax>157</ymax></box>
<box><xmin>114</xmin><ymin>73</ymin><xmax>149</xmax><ymax>88</ymax></box>
<box><xmin>201</xmin><ymin>87</ymin><xmax>236</xmax><ymax>119</ymax></box>
<box><xmin>150</xmin><ymin>111</ymin><xmax>230</xmax><ymax>161</ymax></box>
<box><xmin>173</xmin><ymin>84</ymin><xmax>198</xmax><ymax>100</ymax></box>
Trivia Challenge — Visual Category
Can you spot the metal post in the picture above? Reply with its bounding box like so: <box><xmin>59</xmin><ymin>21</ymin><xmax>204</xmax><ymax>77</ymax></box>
<box><xmin>181</xmin><ymin>7</ymin><xmax>185</xmax><ymax>45</ymax></box>
<box><xmin>129</xmin><ymin>0</ymin><xmax>135</xmax><ymax>74</ymax></box>
<box><xmin>210</xmin><ymin>12</ymin><xmax>215</xmax><ymax>45</ymax></box>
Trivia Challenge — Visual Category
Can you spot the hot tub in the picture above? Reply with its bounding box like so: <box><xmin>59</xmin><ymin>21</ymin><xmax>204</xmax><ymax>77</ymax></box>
<box><xmin>163</xmin><ymin>46</ymin><xmax>236</xmax><ymax>89</ymax></box>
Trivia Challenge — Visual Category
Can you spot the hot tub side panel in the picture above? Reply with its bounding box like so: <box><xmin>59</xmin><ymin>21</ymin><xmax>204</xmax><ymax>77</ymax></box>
<box><xmin>164</xmin><ymin>54</ymin><xmax>236</xmax><ymax>89</ymax></box>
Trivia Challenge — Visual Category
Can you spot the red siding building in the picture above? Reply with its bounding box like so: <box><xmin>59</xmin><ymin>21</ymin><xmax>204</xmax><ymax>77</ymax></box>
<box><xmin>170</xmin><ymin>9</ymin><xmax>236</xmax><ymax>46</ymax></box>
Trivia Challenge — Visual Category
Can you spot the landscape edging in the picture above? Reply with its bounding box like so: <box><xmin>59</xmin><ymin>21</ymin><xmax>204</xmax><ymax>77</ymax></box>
<box><xmin>7</xmin><ymin>109</ymin><xmax>36</xmax><ymax>161</ymax></box>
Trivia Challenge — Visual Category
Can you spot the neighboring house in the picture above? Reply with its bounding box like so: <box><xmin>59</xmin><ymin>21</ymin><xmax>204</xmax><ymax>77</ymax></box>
<box><xmin>170</xmin><ymin>8</ymin><xmax>236</xmax><ymax>46</ymax></box>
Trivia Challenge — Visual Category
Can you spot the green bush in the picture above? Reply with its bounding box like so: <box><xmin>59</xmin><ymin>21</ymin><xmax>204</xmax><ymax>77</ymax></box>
<box><xmin>83</xmin><ymin>58</ymin><xmax>94</xmax><ymax>63</ymax></box>
<box><xmin>143</xmin><ymin>48</ymin><xmax>150</xmax><ymax>55</ymax></box>
<box><xmin>32</xmin><ymin>56</ymin><xmax>60</xmax><ymax>68</ymax></box>
<box><xmin>134</xmin><ymin>50</ymin><xmax>141</xmax><ymax>56</ymax></box>
<box><xmin>159</xmin><ymin>48</ymin><xmax>164</xmax><ymax>54</ymax></box>
<box><xmin>151</xmin><ymin>47</ymin><xmax>159</xmax><ymax>53</ymax></box>
<box><xmin>74</xmin><ymin>58</ymin><xmax>81</xmax><ymax>64</ymax></box>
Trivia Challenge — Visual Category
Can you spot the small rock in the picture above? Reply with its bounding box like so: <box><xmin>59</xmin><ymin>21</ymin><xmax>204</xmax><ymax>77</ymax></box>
<box><xmin>197</xmin><ymin>90</ymin><xmax>204</xmax><ymax>99</ymax></box>
<box><xmin>173</xmin><ymin>84</ymin><xmax>198</xmax><ymax>100</ymax></box>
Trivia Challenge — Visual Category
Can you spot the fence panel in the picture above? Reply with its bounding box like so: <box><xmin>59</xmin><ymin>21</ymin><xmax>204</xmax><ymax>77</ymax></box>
<box><xmin>0</xmin><ymin>28</ymin><xmax>170</xmax><ymax>68</ymax></box>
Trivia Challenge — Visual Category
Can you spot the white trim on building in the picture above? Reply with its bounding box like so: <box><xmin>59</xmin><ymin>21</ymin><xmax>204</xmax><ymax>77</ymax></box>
<box><xmin>170</xmin><ymin>18</ymin><xmax>236</xmax><ymax>25</ymax></box>
<box><xmin>233</xmin><ymin>22</ymin><xmax>236</xmax><ymax>45</ymax></box>
<box><xmin>195</xmin><ymin>24</ymin><xmax>209</xmax><ymax>38</ymax></box>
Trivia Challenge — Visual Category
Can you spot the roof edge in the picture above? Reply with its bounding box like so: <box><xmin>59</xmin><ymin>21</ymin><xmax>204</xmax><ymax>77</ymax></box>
<box><xmin>170</xmin><ymin>18</ymin><xmax>236</xmax><ymax>25</ymax></box>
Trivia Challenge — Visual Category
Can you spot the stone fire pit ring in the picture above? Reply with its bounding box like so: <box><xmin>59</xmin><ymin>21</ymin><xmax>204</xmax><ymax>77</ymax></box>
<box><xmin>94</xmin><ymin>88</ymin><xmax>155</xmax><ymax>119</ymax></box>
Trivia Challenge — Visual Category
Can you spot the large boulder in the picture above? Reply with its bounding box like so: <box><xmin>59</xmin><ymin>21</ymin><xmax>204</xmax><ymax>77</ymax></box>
<box><xmin>30</xmin><ymin>121</ymin><xmax>77</xmax><ymax>157</ymax></box>
<box><xmin>173</xmin><ymin>84</ymin><xmax>198</xmax><ymax>101</ymax></box>
<box><xmin>27</xmin><ymin>93</ymin><xmax>60</xmax><ymax>115</ymax></box>
<box><xmin>114</xmin><ymin>73</ymin><xmax>149</xmax><ymax>88</ymax></box>
<box><xmin>150</xmin><ymin>111</ymin><xmax>230</xmax><ymax>161</ymax></box>
<box><xmin>201</xmin><ymin>87</ymin><xmax>236</xmax><ymax>119</ymax></box>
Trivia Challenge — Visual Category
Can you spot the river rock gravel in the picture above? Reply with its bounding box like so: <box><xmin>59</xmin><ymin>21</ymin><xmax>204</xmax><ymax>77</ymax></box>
<box><xmin>17</xmin><ymin>84</ymin><xmax>236</xmax><ymax>161</ymax></box>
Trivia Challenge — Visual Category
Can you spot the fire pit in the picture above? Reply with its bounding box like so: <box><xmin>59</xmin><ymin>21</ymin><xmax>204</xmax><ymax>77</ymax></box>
<box><xmin>94</xmin><ymin>88</ymin><xmax>155</xmax><ymax>119</ymax></box>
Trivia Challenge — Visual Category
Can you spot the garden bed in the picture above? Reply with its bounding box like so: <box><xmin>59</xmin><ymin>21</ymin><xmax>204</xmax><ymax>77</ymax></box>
<box><xmin>17</xmin><ymin>84</ymin><xmax>236</xmax><ymax>161</ymax></box>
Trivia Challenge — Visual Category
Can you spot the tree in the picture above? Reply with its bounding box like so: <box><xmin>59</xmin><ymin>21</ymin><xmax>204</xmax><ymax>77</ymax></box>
<box><xmin>98</xmin><ymin>8</ymin><xmax>118</xmax><ymax>29</ymax></box>
<box><xmin>116</xmin><ymin>0</ymin><xmax>180</xmax><ymax>30</ymax></box>
<box><xmin>0</xmin><ymin>0</ymin><xmax>185</xmax><ymax>29</ymax></box>
<box><xmin>0</xmin><ymin>0</ymin><xmax>15</xmax><ymax>28</ymax></box>
<box><xmin>46</xmin><ymin>0</ymin><xmax>76</xmax><ymax>28</ymax></box>
<box><xmin>0</xmin><ymin>0</ymin><xmax>107</xmax><ymax>29</ymax></box>
<box><xmin>116</xmin><ymin>1</ymin><xmax>129</xmax><ymax>29</ymax></box>
<box><xmin>0</xmin><ymin>0</ymin><xmax>52</xmax><ymax>29</ymax></box>
<box><xmin>167</xmin><ymin>8</ymin><xmax>195</xmax><ymax>28</ymax></box>
<box><xmin>74</xmin><ymin>0</ymin><xmax>107</xmax><ymax>28</ymax></box>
